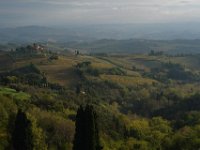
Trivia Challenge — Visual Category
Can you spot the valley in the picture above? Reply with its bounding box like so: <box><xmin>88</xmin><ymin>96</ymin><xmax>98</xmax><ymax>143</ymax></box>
<box><xmin>1</xmin><ymin>45</ymin><xmax>200</xmax><ymax>149</ymax></box>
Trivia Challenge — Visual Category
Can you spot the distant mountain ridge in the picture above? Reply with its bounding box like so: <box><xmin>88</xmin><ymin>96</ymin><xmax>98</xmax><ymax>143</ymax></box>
<box><xmin>1</xmin><ymin>23</ymin><xmax>200</xmax><ymax>43</ymax></box>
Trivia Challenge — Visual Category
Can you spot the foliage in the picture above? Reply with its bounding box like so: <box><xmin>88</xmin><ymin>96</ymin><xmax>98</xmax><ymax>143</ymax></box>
<box><xmin>0</xmin><ymin>87</ymin><xmax>30</xmax><ymax>101</ymax></box>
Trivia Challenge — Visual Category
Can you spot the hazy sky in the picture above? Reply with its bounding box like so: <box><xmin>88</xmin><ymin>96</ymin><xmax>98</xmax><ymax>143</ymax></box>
<box><xmin>0</xmin><ymin>0</ymin><xmax>200</xmax><ymax>27</ymax></box>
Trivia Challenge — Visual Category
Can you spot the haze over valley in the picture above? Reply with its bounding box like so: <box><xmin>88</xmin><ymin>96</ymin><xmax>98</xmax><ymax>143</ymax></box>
<box><xmin>1</xmin><ymin>0</ymin><xmax>200</xmax><ymax>150</ymax></box>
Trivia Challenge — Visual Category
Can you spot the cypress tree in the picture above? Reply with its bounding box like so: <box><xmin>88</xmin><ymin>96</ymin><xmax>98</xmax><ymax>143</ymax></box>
<box><xmin>73</xmin><ymin>105</ymin><xmax>102</xmax><ymax>150</ymax></box>
<box><xmin>84</xmin><ymin>105</ymin><xmax>96</xmax><ymax>150</ymax></box>
<box><xmin>12</xmin><ymin>109</ymin><xmax>34</xmax><ymax>150</ymax></box>
<box><xmin>94</xmin><ymin>111</ymin><xmax>102</xmax><ymax>150</ymax></box>
<box><xmin>73</xmin><ymin>106</ymin><xmax>85</xmax><ymax>150</ymax></box>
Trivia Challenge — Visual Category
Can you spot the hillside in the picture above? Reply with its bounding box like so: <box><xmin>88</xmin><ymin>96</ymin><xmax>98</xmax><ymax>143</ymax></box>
<box><xmin>63</xmin><ymin>39</ymin><xmax>200</xmax><ymax>54</ymax></box>
<box><xmin>1</xmin><ymin>49</ymin><xmax>200</xmax><ymax>149</ymax></box>
<box><xmin>1</xmin><ymin>37</ymin><xmax>200</xmax><ymax>54</ymax></box>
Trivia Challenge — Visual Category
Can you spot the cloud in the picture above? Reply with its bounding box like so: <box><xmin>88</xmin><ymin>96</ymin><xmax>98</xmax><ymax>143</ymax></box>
<box><xmin>1</xmin><ymin>0</ymin><xmax>200</xmax><ymax>27</ymax></box>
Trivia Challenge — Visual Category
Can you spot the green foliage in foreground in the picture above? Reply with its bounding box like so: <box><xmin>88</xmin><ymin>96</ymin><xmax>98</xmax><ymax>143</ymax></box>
<box><xmin>0</xmin><ymin>82</ymin><xmax>200</xmax><ymax>150</ymax></box>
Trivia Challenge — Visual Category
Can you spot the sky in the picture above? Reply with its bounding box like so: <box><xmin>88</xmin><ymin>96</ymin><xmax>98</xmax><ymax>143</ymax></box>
<box><xmin>0</xmin><ymin>0</ymin><xmax>200</xmax><ymax>27</ymax></box>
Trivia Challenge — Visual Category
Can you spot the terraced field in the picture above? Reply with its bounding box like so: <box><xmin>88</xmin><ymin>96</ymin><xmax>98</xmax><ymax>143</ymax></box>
<box><xmin>100</xmin><ymin>74</ymin><xmax>158</xmax><ymax>86</ymax></box>
<box><xmin>38</xmin><ymin>56</ymin><xmax>80</xmax><ymax>86</ymax></box>
<box><xmin>5</xmin><ymin>53</ymin><xmax>200</xmax><ymax>90</ymax></box>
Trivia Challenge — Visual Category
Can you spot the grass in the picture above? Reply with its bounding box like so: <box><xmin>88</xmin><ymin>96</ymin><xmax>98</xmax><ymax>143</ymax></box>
<box><xmin>96</xmin><ymin>56</ymin><xmax>141</xmax><ymax>76</ymax></box>
<box><xmin>100</xmin><ymin>75</ymin><xmax>157</xmax><ymax>86</ymax></box>
<box><xmin>0</xmin><ymin>87</ymin><xmax>30</xmax><ymax>101</ymax></box>
<box><xmin>91</xmin><ymin>60</ymin><xmax>114</xmax><ymax>69</ymax></box>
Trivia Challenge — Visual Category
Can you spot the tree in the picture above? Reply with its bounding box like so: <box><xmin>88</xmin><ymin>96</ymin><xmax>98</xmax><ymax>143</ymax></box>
<box><xmin>73</xmin><ymin>105</ymin><xmax>102</xmax><ymax>150</ymax></box>
<box><xmin>12</xmin><ymin>109</ymin><xmax>47</xmax><ymax>150</ymax></box>
<box><xmin>73</xmin><ymin>106</ymin><xmax>84</xmax><ymax>150</ymax></box>
<box><xmin>12</xmin><ymin>109</ymin><xmax>34</xmax><ymax>150</ymax></box>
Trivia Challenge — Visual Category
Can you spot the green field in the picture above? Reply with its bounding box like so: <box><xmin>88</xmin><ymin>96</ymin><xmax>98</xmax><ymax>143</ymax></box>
<box><xmin>0</xmin><ymin>87</ymin><xmax>30</xmax><ymax>101</ymax></box>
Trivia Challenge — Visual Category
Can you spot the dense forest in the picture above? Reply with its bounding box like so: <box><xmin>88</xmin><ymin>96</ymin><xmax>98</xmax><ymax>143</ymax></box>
<box><xmin>0</xmin><ymin>44</ymin><xmax>200</xmax><ymax>150</ymax></box>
